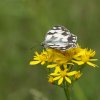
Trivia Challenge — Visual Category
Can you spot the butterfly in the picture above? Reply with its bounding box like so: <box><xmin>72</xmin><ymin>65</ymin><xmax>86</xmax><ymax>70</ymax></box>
<box><xmin>42</xmin><ymin>25</ymin><xmax>77</xmax><ymax>51</ymax></box>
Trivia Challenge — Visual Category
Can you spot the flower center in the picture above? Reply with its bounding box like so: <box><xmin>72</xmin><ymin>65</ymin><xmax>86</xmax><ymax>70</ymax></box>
<box><xmin>81</xmin><ymin>55</ymin><xmax>90</xmax><ymax>62</ymax></box>
<box><xmin>40</xmin><ymin>54</ymin><xmax>47</xmax><ymax>61</ymax></box>
<box><xmin>61</xmin><ymin>70</ymin><xmax>67</xmax><ymax>77</ymax></box>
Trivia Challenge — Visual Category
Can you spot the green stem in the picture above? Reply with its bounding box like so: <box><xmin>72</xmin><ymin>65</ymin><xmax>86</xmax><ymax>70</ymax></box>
<box><xmin>63</xmin><ymin>82</ymin><xmax>70</xmax><ymax>100</ymax></box>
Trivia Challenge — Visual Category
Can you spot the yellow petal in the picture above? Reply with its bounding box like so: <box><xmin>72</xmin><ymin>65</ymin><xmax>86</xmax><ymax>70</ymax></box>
<box><xmin>53</xmin><ymin>76</ymin><xmax>61</xmax><ymax>81</ymax></box>
<box><xmin>54</xmin><ymin>66</ymin><xmax>61</xmax><ymax>73</ymax></box>
<box><xmin>50</xmin><ymin>73</ymin><xmax>60</xmax><ymax>76</ymax></box>
<box><xmin>65</xmin><ymin>77</ymin><xmax>71</xmax><ymax>84</ymax></box>
<box><xmin>35</xmin><ymin>51</ymin><xmax>39</xmax><ymax>56</ymax></box>
<box><xmin>29</xmin><ymin>61</ymin><xmax>40</xmax><ymax>65</ymax></box>
<box><xmin>41</xmin><ymin>61</ymin><xmax>45</xmax><ymax>65</ymax></box>
<box><xmin>73</xmin><ymin>57</ymin><xmax>81</xmax><ymax>60</ymax></box>
<box><xmin>34</xmin><ymin>57</ymin><xmax>39</xmax><ymax>60</ymax></box>
<box><xmin>89</xmin><ymin>59</ymin><xmax>98</xmax><ymax>61</ymax></box>
<box><xmin>58</xmin><ymin>77</ymin><xmax>63</xmax><ymax>85</ymax></box>
<box><xmin>87</xmin><ymin>62</ymin><xmax>97</xmax><ymax>67</ymax></box>
<box><xmin>67</xmin><ymin>71</ymin><xmax>77</xmax><ymax>76</ymax></box>
<box><xmin>47</xmin><ymin>64</ymin><xmax>57</xmax><ymax>68</ymax></box>
<box><xmin>67</xmin><ymin>63</ymin><xmax>74</xmax><ymax>65</ymax></box>
<box><xmin>72</xmin><ymin>60</ymin><xmax>84</xmax><ymax>65</ymax></box>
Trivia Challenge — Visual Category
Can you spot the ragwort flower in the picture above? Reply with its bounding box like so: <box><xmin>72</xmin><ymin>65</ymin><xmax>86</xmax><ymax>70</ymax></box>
<box><xmin>29</xmin><ymin>46</ymin><xmax>97</xmax><ymax>85</ymax></box>
<box><xmin>50</xmin><ymin>68</ymin><xmax>77</xmax><ymax>85</ymax></box>
<box><xmin>30</xmin><ymin>50</ymin><xmax>48</xmax><ymax>65</ymax></box>
<box><xmin>72</xmin><ymin>49</ymin><xmax>97</xmax><ymax>67</ymax></box>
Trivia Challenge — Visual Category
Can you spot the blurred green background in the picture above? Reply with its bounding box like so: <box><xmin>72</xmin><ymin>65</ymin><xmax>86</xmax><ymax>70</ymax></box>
<box><xmin>0</xmin><ymin>0</ymin><xmax>100</xmax><ymax>100</ymax></box>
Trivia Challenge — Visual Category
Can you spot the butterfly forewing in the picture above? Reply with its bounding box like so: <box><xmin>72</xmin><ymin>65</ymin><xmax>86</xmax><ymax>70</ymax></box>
<box><xmin>42</xmin><ymin>25</ymin><xmax>77</xmax><ymax>51</ymax></box>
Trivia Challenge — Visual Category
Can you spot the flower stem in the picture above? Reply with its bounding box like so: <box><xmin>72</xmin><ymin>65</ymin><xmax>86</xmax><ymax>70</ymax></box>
<box><xmin>63</xmin><ymin>82</ymin><xmax>70</xmax><ymax>100</ymax></box>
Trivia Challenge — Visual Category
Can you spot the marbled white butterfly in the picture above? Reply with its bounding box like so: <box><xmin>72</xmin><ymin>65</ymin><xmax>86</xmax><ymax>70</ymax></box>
<box><xmin>42</xmin><ymin>25</ymin><xmax>77</xmax><ymax>51</ymax></box>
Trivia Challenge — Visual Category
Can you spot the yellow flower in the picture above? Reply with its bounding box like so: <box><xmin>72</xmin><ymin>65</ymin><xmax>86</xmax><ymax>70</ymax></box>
<box><xmin>72</xmin><ymin>49</ymin><xmax>97</xmax><ymax>67</ymax></box>
<box><xmin>47</xmin><ymin>48</ymin><xmax>68</xmax><ymax>64</ymax></box>
<box><xmin>30</xmin><ymin>47</ymin><xmax>97</xmax><ymax>68</ymax></box>
<box><xmin>48</xmin><ymin>76</ymin><xmax>54</xmax><ymax>84</ymax></box>
<box><xmin>29</xmin><ymin>44</ymin><xmax>97</xmax><ymax>86</ymax></box>
<box><xmin>46</xmin><ymin>48</ymin><xmax>55</xmax><ymax>62</ymax></box>
<box><xmin>30</xmin><ymin>50</ymin><xmax>47</xmax><ymax>65</ymax></box>
<box><xmin>74</xmin><ymin>71</ymin><xmax>82</xmax><ymax>79</ymax></box>
<box><xmin>50</xmin><ymin>68</ymin><xmax>77</xmax><ymax>85</ymax></box>
<box><xmin>46</xmin><ymin>48</ymin><xmax>77</xmax><ymax>66</ymax></box>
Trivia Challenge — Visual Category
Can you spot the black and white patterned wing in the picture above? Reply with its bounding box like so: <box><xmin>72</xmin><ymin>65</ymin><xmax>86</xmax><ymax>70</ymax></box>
<box><xmin>42</xmin><ymin>25</ymin><xmax>77</xmax><ymax>51</ymax></box>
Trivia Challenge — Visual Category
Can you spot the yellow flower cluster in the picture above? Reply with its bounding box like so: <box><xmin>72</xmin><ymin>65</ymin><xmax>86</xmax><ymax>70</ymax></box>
<box><xmin>30</xmin><ymin>46</ymin><xmax>97</xmax><ymax>85</ymax></box>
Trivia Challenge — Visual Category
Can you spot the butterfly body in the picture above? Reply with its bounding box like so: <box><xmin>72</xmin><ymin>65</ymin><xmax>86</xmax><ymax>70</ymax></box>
<box><xmin>42</xmin><ymin>25</ymin><xmax>77</xmax><ymax>51</ymax></box>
